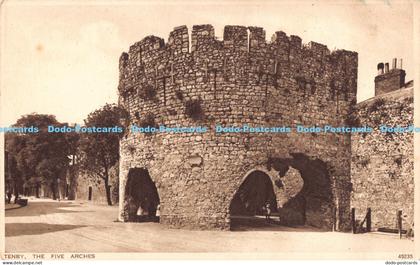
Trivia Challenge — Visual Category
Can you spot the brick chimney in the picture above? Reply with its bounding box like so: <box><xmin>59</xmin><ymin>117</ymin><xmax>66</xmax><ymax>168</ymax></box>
<box><xmin>375</xmin><ymin>58</ymin><xmax>406</xmax><ymax>96</ymax></box>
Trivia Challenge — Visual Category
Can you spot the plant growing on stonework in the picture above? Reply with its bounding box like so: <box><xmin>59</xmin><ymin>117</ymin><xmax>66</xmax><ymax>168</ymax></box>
<box><xmin>345</xmin><ymin>115</ymin><xmax>361</xmax><ymax>127</ymax></box>
<box><xmin>168</xmin><ymin>109</ymin><xmax>177</xmax><ymax>116</ymax></box>
<box><xmin>294</xmin><ymin>75</ymin><xmax>306</xmax><ymax>89</ymax></box>
<box><xmin>384</xmin><ymin>131</ymin><xmax>394</xmax><ymax>139</ymax></box>
<box><xmin>360</xmin><ymin>158</ymin><xmax>370</xmax><ymax>168</ymax></box>
<box><xmin>141</xmin><ymin>84</ymin><xmax>157</xmax><ymax>100</ymax></box>
<box><xmin>368</xmin><ymin>98</ymin><xmax>385</xmax><ymax>112</ymax></box>
<box><xmin>79</xmin><ymin>103</ymin><xmax>127</xmax><ymax>206</ymax></box>
<box><xmin>175</xmin><ymin>90</ymin><xmax>184</xmax><ymax>101</ymax></box>
<box><xmin>361</xmin><ymin>132</ymin><xmax>368</xmax><ymax>139</ymax></box>
<box><xmin>394</xmin><ymin>157</ymin><xmax>402</xmax><ymax>167</ymax></box>
<box><xmin>127</xmin><ymin>144</ymin><xmax>136</xmax><ymax>155</ymax></box>
<box><xmin>185</xmin><ymin>98</ymin><xmax>204</xmax><ymax>120</ymax></box>
<box><xmin>139</xmin><ymin>113</ymin><xmax>157</xmax><ymax>129</ymax></box>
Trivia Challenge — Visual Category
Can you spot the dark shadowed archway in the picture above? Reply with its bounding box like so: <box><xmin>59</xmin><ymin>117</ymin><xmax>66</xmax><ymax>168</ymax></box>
<box><xmin>268</xmin><ymin>153</ymin><xmax>334</xmax><ymax>230</ymax></box>
<box><xmin>229</xmin><ymin>170</ymin><xmax>278</xmax><ymax>228</ymax></box>
<box><xmin>124</xmin><ymin>168</ymin><xmax>160</xmax><ymax>222</ymax></box>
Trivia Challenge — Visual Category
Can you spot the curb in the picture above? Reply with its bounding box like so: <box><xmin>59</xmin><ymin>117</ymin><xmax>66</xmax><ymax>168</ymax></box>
<box><xmin>5</xmin><ymin>204</ymin><xmax>24</xmax><ymax>211</ymax></box>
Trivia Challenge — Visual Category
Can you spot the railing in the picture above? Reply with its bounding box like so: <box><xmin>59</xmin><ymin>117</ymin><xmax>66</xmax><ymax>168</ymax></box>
<box><xmin>397</xmin><ymin>210</ymin><xmax>403</xmax><ymax>239</ymax></box>
<box><xmin>352</xmin><ymin>208</ymin><xmax>413</xmax><ymax>239</ymax></box>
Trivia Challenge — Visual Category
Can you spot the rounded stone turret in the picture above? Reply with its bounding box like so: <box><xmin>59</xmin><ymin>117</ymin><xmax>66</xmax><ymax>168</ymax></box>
<box><xmin>118</xmin><ymin>25</ymin><xmax>358</xmax><ymax>230</ymax></box>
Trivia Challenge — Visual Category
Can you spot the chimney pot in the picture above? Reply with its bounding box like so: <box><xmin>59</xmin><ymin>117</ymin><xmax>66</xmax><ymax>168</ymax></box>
<box><xmin>377</xmin><ymin>63</ymin><xmax>384</xmax><ymax>75</ymax></box>
<box><xmin>375</xmin><ymin>59</ymin><xmax>406</xmax><ymax>96</ymax></box>
<box><xmin>392</xmin><ymin>58</ymin><xmax>397</xmax><ymax>69</ymax></box>
<box><xmin>399</xmin><ymin>58</ymin><xmax>403</xmax><ymax>69</ymax></box>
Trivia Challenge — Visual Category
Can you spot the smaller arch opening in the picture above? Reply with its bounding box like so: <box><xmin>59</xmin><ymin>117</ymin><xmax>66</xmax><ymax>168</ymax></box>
<box><xmin>229</xmin><ymin>170</ymin><xmax>278</xmax><ymax>228</ymax></box>
<box><xmin>125</xmin><ymin>168</ymin><xmax>160</xmax><ymax>222</ymax></box>
<box><xmin>269</xmin><ymin>154</ymin><xmax>335</xmax><ymax>230</ymax></box>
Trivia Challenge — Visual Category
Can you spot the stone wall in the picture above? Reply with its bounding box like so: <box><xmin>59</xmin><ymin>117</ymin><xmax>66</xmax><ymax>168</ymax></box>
<box><xmin>75</xmin><ymin>164</ymin><xmax>119</xmax><ymax>205</ymax></box>
<box><xmin>118</xmin><ymin>25</ymin><xmax>358</xmax><ymax>230</ymax></box>
<box><xmin>350</xmin><ymin>86</ymin><xmax>414</xmax><ymax>230</ymax></box>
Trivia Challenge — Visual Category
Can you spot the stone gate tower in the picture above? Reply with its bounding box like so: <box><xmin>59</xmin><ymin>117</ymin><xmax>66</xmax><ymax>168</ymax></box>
<box><xmin>118</xmin><ymin>25</ymin><xmax>358</xmax><ymax>231</ymax></box>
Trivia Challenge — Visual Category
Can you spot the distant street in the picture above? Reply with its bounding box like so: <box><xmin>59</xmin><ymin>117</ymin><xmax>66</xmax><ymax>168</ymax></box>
<box><xmin>5</xmin><ymin>198</ymin><xmax>414</xmax><ymax>253</ymax></box>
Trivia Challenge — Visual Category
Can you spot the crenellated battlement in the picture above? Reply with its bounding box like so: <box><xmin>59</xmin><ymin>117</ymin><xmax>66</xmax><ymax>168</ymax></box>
<box><xmin>118</xmin><ymin>25</ymin><xmax>357</xmax><ymax>111</ymax></box>
<box><xmin>119</xmin><ymin>24</ymin><xmax>357</xmax><ymax>63</ymax></box>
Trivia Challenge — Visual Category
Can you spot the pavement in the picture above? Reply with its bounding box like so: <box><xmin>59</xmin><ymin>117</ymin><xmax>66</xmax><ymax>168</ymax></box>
<box><xmin>5</xmin><ymin>198</ymin><xmax>415</xmax><ymax>253</ymax></box>
<box><xmin>5</xmin><ymin>204</ymin><xmax>22</xmax><ymax>211</ymax></box>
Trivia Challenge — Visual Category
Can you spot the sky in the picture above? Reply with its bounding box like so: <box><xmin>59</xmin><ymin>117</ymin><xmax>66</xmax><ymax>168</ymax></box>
<box><xmin>0</xmin><ymin>0</ymin><xmax>415</xmax><ymax>125</ymax></box>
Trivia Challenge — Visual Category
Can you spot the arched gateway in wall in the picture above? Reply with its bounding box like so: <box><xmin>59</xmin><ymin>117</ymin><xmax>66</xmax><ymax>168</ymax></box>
<box><xmin>228</xmin><ymin>154</ymin><xmax>335</xmax><ymax>230</ymax></box>
<box><xmin>124</xmin><ymin>168</ymin><xmax>160</xmax><ymax>222</ymax></box>
<box><xmin>117</xmin><ymin>24</ymin><xmax>357</xmax><ymax>231</ymax></box>
<box><xmin>230</xmin><ymin>170</ymin><xmax>277</xmax><ymax>217</ymax></box>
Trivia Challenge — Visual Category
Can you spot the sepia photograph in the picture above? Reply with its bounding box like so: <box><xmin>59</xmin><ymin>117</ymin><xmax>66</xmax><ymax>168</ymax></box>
<box><xmin>0</xmin><ymin>0</ymin><xmax>418</xmax><ymax>262</ymax></box>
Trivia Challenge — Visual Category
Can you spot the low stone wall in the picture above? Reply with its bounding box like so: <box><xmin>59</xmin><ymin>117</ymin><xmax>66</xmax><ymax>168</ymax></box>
<box><xmin>75</xmin><ymin>165</ymin><xmax>119</xmax><ymax>205</ymax></box>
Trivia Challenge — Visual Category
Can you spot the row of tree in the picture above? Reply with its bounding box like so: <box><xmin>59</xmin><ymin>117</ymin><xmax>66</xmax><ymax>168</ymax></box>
<box><xmin>5</xmin><ymin>104</ymin><xmax>128</xmax><ymax>205</ymax></box>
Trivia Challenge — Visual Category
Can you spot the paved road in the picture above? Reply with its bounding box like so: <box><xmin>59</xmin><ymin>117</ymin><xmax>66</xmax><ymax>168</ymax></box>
<box><xmin>5</xmin><ymin>198</ymin><xmax>415</xmax><ymax>254</ymax></box>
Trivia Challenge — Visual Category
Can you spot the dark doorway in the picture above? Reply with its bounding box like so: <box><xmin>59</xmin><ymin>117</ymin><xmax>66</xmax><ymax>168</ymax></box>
<box><xmin>88</xmin><ymin>186</ymin><xmax>92</xmax><ymax>201</ymax></box>
<box><xmin>268</xmin><ymin>153</ymin><xmax>334</xmax><ymax>230</ymax></box>
<box><xmin>229</xmin><ymin>170</ymin><xmax>277</xmax><ymax>228</ymax></box>
<box><xmin>125</xmin><ymin>168</ymin><xmax>160</xmax><ymax>222</ymax></box>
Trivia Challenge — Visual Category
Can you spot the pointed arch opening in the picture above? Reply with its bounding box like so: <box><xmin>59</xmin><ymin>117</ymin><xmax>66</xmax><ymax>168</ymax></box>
<box><xmin>229</xmin><ymin>170</ymin><xmax>278</xmax><ymax>228</ymax></box>
<box><xmin>124</xmin><ymin>168</ymin><xmax>160</xmax><ymax>222</ymax></box>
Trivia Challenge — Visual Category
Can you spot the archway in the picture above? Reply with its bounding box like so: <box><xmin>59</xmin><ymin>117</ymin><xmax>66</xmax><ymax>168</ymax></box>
<box><xmin>269</xmin><ymin>153</ymin><xmax>334</xmax><ymax>230</ymax></box>
<box><xmin>229</xmin><ymin>170</ymin><xmax>278</xmax><ymax>228</ymax></box>
<box><xmin>124</xmin><ymin>168</ymin><xmax>160</xmax><ymax>222</ymax></box>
